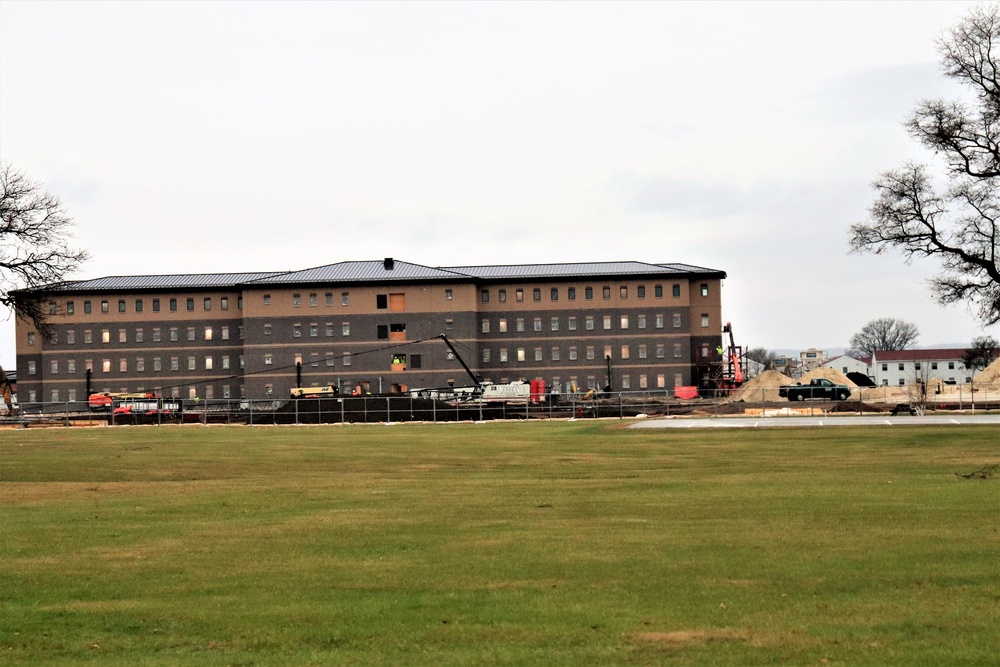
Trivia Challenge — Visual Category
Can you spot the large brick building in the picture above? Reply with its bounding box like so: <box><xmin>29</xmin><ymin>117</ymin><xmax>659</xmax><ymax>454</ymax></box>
<box><xmin>14</xmin><ymin>258</ymin><xmax>727</xmax><ymax>405</ymax></box>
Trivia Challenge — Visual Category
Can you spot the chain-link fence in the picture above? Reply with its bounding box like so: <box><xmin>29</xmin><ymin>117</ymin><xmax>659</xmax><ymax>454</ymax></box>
<box><xmin>4</xmin><ymin>383</ymin><xmax>999</xmax><ymax>426</ymax></box>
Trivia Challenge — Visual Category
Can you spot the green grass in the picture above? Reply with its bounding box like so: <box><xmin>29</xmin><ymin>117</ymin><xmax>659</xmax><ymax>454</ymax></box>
<box><xmin>1</xmin><ymin>421</ymin><xmax>998</xmax><ymax>666</ymax></box>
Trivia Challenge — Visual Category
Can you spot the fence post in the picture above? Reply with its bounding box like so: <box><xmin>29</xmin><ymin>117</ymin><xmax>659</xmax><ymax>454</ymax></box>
<box><xmin>387</xmin><ymin>396</ymin><xmax>391</xmax><ymax>424</ymax></box>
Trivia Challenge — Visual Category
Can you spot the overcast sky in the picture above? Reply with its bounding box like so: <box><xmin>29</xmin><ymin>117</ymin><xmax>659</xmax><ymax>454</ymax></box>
<box><xmin>2</xmin><ymin>0</ymin><xmax>998</xmax><ymax>369</ymax></box>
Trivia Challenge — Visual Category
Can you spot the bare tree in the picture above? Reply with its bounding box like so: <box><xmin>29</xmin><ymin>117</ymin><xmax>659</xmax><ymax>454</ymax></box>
<box><xmin>963</xmin><ymin>335</ymin><xmax>999</xmax><ymax>376</ymax></box>
<box><xmin>849</xmin><ymin>318</ymin><xmax>920</xmax><ymax>357</ymax></box>
<box><xmin>0</xmin><ymin>163</ymin><xmax>90</xmax><ymax>336</ymax></box>
<box><xmin>849</xmin><ymin>5</ymin><xmax>1000</xmax><ymax>325</ymax></box>
<box><xmin>744</xmin><ymin>347</ymin><xmax>777</xmax><ymax>368</ymax></box>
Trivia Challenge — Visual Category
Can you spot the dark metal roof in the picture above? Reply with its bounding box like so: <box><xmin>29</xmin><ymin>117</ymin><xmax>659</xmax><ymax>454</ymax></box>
<box><xmin>444</xmin><ymin>261</ymin><xmax>725</xmax><ymax>280</ymax></box>
<box><xmin>245</xmin><ymin>260</ymin><xmax>469</xmax><ymax>285</ymax></box>
<box><xmin>43</xmin><ymin>272</ymin><xmax>288</xmax><ymax>293</ymax></box>
<box><xmin>29</xmin><ymin>259</ymin><xmax>725</xmax><ymax>293</ymax></box>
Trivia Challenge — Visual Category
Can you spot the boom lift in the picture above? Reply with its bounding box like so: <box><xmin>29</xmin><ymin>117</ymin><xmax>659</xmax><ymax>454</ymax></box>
<box><xmin>717</xmin><ymin>322</ymin><xmax>744</xmax><ymax>392</ymax></box>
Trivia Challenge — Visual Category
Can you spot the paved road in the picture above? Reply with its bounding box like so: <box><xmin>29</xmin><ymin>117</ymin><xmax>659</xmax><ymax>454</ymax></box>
<box><xmin>628</xmin><ymin>414</ymin><xmax>1000</xmax><ymax>429</ymax></box>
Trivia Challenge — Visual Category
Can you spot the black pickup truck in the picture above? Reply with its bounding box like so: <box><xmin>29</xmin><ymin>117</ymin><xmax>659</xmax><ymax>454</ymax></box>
<box><xmin>780</xmin><ymin>378</ymin><xmax>852</xmax><ymax>401</ymax></box>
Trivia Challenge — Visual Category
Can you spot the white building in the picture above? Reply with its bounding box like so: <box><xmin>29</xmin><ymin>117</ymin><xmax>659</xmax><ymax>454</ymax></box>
<box><xmin>870</xmin><ymin>349</ymin><xmax>991</xmax><ymax>386</ymax></box>
<box><xmin>821</xmin><ymin>355</ymin><xmax>872</xmax><ymax>380</ymax></box>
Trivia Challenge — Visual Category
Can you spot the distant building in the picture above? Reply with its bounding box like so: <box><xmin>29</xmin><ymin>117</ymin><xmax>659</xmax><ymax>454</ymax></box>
<box><xmin>821</xmin><ymin>355</ymin><xmax>871</xmax><ymax>379</ymax></box>
<box><xmin>870</xmin><ymin>348</ymin><xmax>998</xmax><ymax>386</ymax></box>
<box><xmin>799</xmin><ymin>348</ymin><xmax>825</xmax><ymax>372</ymax></box>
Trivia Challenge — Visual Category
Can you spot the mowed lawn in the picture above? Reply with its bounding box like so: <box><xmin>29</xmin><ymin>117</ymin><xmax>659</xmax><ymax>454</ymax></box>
<box><xmin>1</xmin><ymin>421</ymin><xmax>997</xmax><ymax>666</ymax></box>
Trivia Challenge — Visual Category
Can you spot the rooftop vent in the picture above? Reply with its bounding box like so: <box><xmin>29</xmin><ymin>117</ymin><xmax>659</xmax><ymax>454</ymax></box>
<box><xmin>384</xmin><ymin>257</ymin><xmax>395</xmax><ymax>270</ymax></box>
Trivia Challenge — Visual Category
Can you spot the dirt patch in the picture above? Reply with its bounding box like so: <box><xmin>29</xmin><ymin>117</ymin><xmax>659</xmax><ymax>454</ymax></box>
<box><xmin>976</xmin><ymin>356</ymin><xmax>1000</xmax><ymax>383</ymax></box>
<box><xmin>634</xmin><ymin>628</ymin><xmax>748</xmax><ymax>644</ymax></box>
<box><xmin>800</xmin><ymin>367</ymin><xmax>857</xmax><ymax>387</ymax></box>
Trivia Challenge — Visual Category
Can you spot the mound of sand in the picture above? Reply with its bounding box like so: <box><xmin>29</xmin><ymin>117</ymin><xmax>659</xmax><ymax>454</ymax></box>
<box><xmin>724</xmin><ymin>369</ymin><xmax>794</xmax><ymax>403</ymax></box>
<box><xmin>799</xmin><ymin>367</ymin><xmax>857</xmax><ymax>387</ymax></box>
<box><xmin>976</xmin><ymin>356</ymin><xmax>1000</xmax><ymax>383</ymax></box>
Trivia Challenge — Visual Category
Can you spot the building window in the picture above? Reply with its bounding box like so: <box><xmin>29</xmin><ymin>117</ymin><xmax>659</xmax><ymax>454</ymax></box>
<box><xmin>551</xmin><ymin>347</ymin><xmax>560</xmax><ymax>361</ymax></box>
<box><xmin>551</xmin><ymin>317</ymin><xmax>559</xmax><ymax>331</ymax></box>
<box><xmin>84</xmin><ymin>330</ymin><xmax>93</xmax><ymax>344</ymax></box>
<box><xmin>323</xmin><ymin>292</ymin><xmax>332</xmax><ymax>306</ymax></box>
<box><xmin>622</xmin><ymin>375</ymin><xmax>631</xmax><ymax>390</ymax></box>
<box><xmin>585</xmin><ymin>316</ymin><xmax>594</xmax><ymax>331</ymax></box>
<box><xmin>515</xmin><ymin>318</ymin><xmax>524</xmax><ymax>332</ymax></box>
<box><xmin>67</xmin><ymin>330</ymin><xmax>75</xmax><ymax>344</ymax></box>
<box><xmin>294</xmin><ymin>324</ymin><xmax>302</xmax><ymax>338</ymax></box>
<box><xmin>222</xmin><ymin>356</ymin><xmax>230</xmax><ymax>370</ymax></box>
<box><xmin>152</xmin><ymin>299</ymin><xmax>160</xmax><ymax>312</ymax></box>
<box><xmin>621</xmin><ymin>345</ymin><xmax>630</xmax><ymax>359</ymax></box>
<box><xmin>187</xmin><ymin>357</ymin><xmax>196</xmax><ymax>371</ymax></box>
<box><xmin>377</xmin><ymin>324</ymin><xmax>389</xmax><ymax>340</ymax></box>
<box><xmin>264</xmin><ymin>354</ymin><xmax>273</xmax><ymax>365</ymax></box>
<box><xmin>639</xmin><ymin>374</ymin><xmax>648</xmax><ymax>389</ymax></box>
<box><xmin>568</xmin><ymin>287</ymin><xmax>576</xmax><ymax>300</ymax></box>
<box><xmin>342</xmin><ymin>322</ymin><xmax>350</xmax><ymax>336</ymax></box>
<box><xmin>638</xmin><ymin>344</ymin><xmax>647</xmax><ymax>359</ymax></box>
<box><xmin>499</xmin><ymin>289</ymin><xmax>507</xmax><ymax>302</ymax></box>
<box><xmin>135</xmin><ymin>328</ymin><xmax>144</xmax><ymax>343</ymax></box>
<box><xmin>637</xmin><ymin>314</ymin><xmax>646</xmax><ymax>329</ymax></box>
<box><xmin>515</xmin><ymin>289</ymin><xmax>524</xmax><ymax>302</ymax></box>
<box><xmin>136</xmin><ymin>358</ymin><xmax>145</xmax><ymax>372</ymax></box>
<box><xmin>898</xmin><ymin>362</ymin><xmax>905</xmax><ymax>371</ymax></box>
<box><xmin>221</xmin><ymin>326</ymin><xmax>229</xmax><ymax>340</ymax></box>
<box><xmin>377</xmin><ymin>294</ymin><xmax>388</xmax><ymax>309</ymax></box>
<box><xmin>27</xmin><ymin>331</ymin><xmax>36</xmax><ymax>345</ymax></box>
<box><xmin>169</xmin><ymin>298</ymin><xmax>177</xmax><ymax>311</ymax></box>
<box><xmin>187</xmin><ymin>327</ymin><xmax>196</xmax><ymax>341</ymax></box>
<box><xmin>50</xmin><ymin>359</ymin><xmax>59</xmax><ymax>374</ymax></box>
<box><xmin>27</xmin><ymin>360</ymin><xmax>36</xmax><ymax>375</ymax></box>
<box><xmin>326</xmin><ymin>323</ymin><xmax>334</xmax><ymax>336</ymax></box>
<box><xmin>637</xmin><ymin>286</ymin><xmax>645</xmax><ymax>298</ymax></box>
<box><xmin>264</xmin><ymin>324</ymin><xmax>272</xmax><ymax>336</ymax></box>
<box><xmin>118</xmin><ymin>299</ymin><xmax>126</xmax><ymax>313</ymax></box>
<box><xmin>673</xmin><ymin>313</ymin><xmax>681</xmax><ymax>328</ymax></box>
<box><xmin>881</xmin><ymin>363</ymin><xmax>888</xmax><ymax>371</ymax></box>
<box><xmin>550</xmin><ymin>288</ymin><xmax>558</xmax><ymax>301</ymax></box>
<box><xmin>499</xmin><ymin>348</ymin><xmax>508</xmax><ymax>362</ymax></box>
<box><xmin>170</xmin><ymin>357</ymin><xmax>179</xmax><ymax>371</ymax></box>
<box><xmin>310</xmin><ymin>324</ymin><xmax>318</xmax><ymax>337</ymax></box>
<box><xmin>325</xmin><ymin>353</ymin><xmax>334</xmax><ymax>367</ymax></box>
<box><xmin>533</xmin><ymin>317</ymin><xmax>542</xmax><ymax>332</ymax></box>
<box><xmin>569</xmin><ymin>346</ymin><xmax>578</xmax><ymax>361</ymax></box>
<box><xmin>221</xmin><ymin>297</ymin><xmax>229</xmax><ymax>310</ymax></box>
<box><xmin>482</xmin><ymin>319</ymin><xmax>491</xmax><ymax>334</ymax></box>
<box><xmin>102</xmin><ymin>329</ymin><xmax>111</xmax><ymax>344</ymax></box>
<box><xmin>446</xmin><ymin>319</ymin><xmax>454</xmax><ymax>330</ymax></box>
<box><xmin>586</xmin><ymin>346</ymin><xmax>595</xmax><ymax>361</ymax></box>
<box><xmin>673</xmin><ymin>284</ymin><xmax>681</xmax><ymax>298</ymax></box>
<box><xmin>701</xmin><ymin>284</ymin><xmax>709</xmax><ymax>297</ymax></box>
<box><xmin>585</xmin><ymin>287</ymin><xmax>593</xmax><ymax>300</ymax></box>
<box><xmin>309</xmin><ymin>293</ymin><xmax>317</xmax><ymax>307</ymax></box>
<box><xmin>701</xmin><ymin>314</ymin><xmax>709</xmax><ymax>327</ymax></box>
<box><xmin>84</xmin><ymin>300</ymin><xmax>92</xmax><ymax>313</ymax></box>
<box><xmin>120</xmin><ymin>359</ymin><xmax>129</xmax><ymax>372</ymax></box>
<box><xmin>530</xmin><ymin>288</ymin><xmax>539</xmax><ymax>302</ymax></box>
<box><xmin>932</xmin><ymin>362</ymin><xmax>938</xmax><ymax>370</ymax></box>
<box><xmin>568</xmin><ymin>317</ymin><xmax>577</xmax><ymax>331</ymax></box>
<box><xmin>499</xmin><ymin>319</ymin><xmax>507</xmax><ymax>333</ymax></box>
<box><xmin>263</xmin><ymin>294</ymin><xmax>271</xmax><ymax>305</ymax></box>
<box><xmin>658</xmin><ymin>344</ymin><xmax>666</xmax><ymax>359</ymax></box>
<box><xmin>482</xmin><ymin>348</ymin><xmax>491</xmax><ymax>363</ymax></box>
<box><xmin>293</xmin><ymin>293</ymin><xmax>301</xmax><ymax>307</ymax></box>
<box><xmin>153</xmin><ymin>358</ymin><xmax>162</xmax><ymax>372</ymax></box>
<box><xmin>620</xmin><ymin>286</ymin><xmax>628</xmax><ymax>299</ymax></box>
<box><xmin>481</xmin><ymin>289</ymin><xmax>489</xmax><ymax>303</ymax></box>
<box><xmin>186</xmin><ymin>298</ymin><xmax>195</xmax><ymax>311</ymax></box>
<box><xmin>915</xmin><ymin>362</ymin><xmax>922</xmax><ymax>370</ymax></box>
<box><xmin>948</xmin><ymin>361</ymin><xmax>955</xmax><ymax>369</ymax></box>
<box><xmin>603</xmin><ymin>315</ymin><xmax>612</xmax><ymax>330</ymax></box>
<box><xmin>517</xmin><ymin>348</ymin><xmax>526</xmax><ymax>362</ymax></box>
<box><xmin>101</xmin><ymin>300</ymin><xmax>109</xmax><ymax>313</ymax></box>
<box><xmin>118</xmin><ymin>329</ymin><xmax>127</xmax><ymax>343</ymax></box>
<box><xmin>620</xmin><ymin>315</ymin><xmax>629</xmax><ymax>329</ymax></box>
<box><xmin>602</xmin><ymin>286</ymin><xmax>611</xmax><ymax>299</ymax></box>
<box><xmin>201</xmin><ymin>297</ymin><xmax>210</xmax><ymax>311</ymax></box>
<box><xmin>535</xmin><ymin>347</ymin><xmax>543</xmax><ymax>362</ymax></box>
<box><xmin>444</xmin><ymin>289</ymin><xmax>453</xmax><ymax>300</ymax></box>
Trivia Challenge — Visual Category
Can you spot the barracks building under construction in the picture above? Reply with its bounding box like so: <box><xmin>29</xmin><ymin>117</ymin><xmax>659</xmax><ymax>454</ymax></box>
<box><xmin>13</xmin><ymin>258</ymin><xmax>727</xmax><ymax>405</ymax></box>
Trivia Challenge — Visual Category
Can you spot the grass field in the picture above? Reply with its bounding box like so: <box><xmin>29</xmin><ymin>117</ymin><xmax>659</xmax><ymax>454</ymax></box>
<box><xmin>1</xmin><ymin>421</ymin><xmax>998</xmax><ymax>666</ymax></box>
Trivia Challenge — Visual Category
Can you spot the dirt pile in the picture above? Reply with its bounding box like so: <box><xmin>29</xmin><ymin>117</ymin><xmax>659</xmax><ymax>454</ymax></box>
<box><xmin>976</xmin><ymin>356</ymin><xmax>1000</xmax><ymax>383</ymax></box>
<box><xmin>724</xmin><ymin>370</ymin><xmax>793</xmax><ymax>403</ymax></box>
<box><xmin>799</xmin><ymin>367</ymin><xmax>857</xmax><ymax>387</ymax></box>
